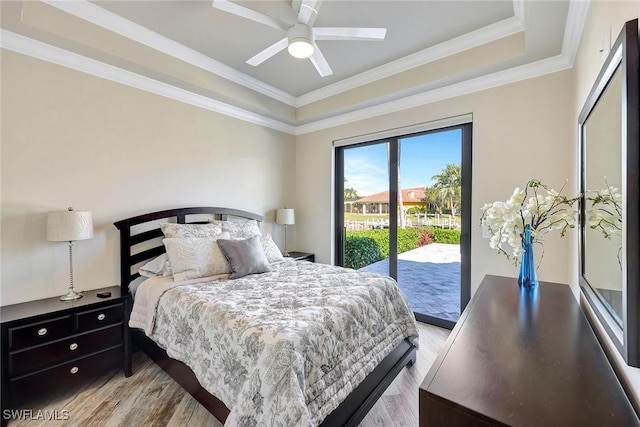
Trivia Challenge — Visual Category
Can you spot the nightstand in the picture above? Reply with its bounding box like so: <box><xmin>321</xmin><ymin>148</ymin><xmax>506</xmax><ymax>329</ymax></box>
<box><xmin>288</xmin><ymin>251</ymin><xmax>315</xmax><ymax>262</ymax></box>
<box><xmin>0</xmin><ymin>287</ymin><xmax>131</xmax><ymax>422</ymax></box>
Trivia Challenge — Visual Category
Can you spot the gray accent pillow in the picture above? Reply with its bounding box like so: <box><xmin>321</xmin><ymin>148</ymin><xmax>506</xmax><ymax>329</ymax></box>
<box><xmin>217</xmin><ymin>235</ymin><xmax>272</xmax><ymax>279</ymax></box>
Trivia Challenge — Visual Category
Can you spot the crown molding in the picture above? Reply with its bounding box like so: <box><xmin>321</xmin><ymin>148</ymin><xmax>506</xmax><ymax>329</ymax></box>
<box><xmin>42</xmin><ymin>0</ymin><xmax>297</xmax><ymax>107</ymax></box>
<box><xmin>561</xmin><ymin>0</ymin><xmax>590</xmax><ymax>67</ymax></box>
<box><xmin>513</xmin><ymin>0</ymin><xmax>525</xmax><ymax>25</ymax></box>
<box><xmin>0</xmin><ymin>30</ymin><xmax>296</xmax><ymax>135</ymax></box>
<box><xmin>38</xmin><ymin>0</ymin><xmax>584</xmax><ymax>121</ymax></box>
<box><xmin>0</xmin><ymin>29</ymin><xmax>575</xmax><ymax>138</ymax></box>
<box><xmin>294</xmin><ymin>54</ymin><xmax>572</xmax><ymax>135</ymax></box>
<box><xmin>295</xmin><ymin>14</ymin><xmax>525</xmax><ymax>107</ymax></box>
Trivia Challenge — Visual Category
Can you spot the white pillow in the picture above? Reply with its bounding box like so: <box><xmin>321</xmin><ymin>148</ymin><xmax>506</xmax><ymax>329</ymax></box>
<box><xmin>160</xmin><ymin>222</ymin><xmax>223</xmax><ymax>238</ymax></box>
<box><xmin>138</xmin><ymin>253</ymin><xmax>171</xmax><ymax>277</ymax></box>
<box><xmin>213</xmin><ymin>219</ymin><xmax>261</xmax><ymax>240</ymax></box>
<box><xmin>163</xmin><ymin>233</ymin><xmax>231</xmax><ymax>281</ymax></box>
<box><xmin>261</xmin><ymin>233</ymin><xmax>284</xmax><ymax>263</ymax></box>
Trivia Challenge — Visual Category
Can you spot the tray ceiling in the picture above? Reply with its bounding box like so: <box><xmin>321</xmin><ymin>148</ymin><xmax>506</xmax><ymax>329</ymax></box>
<box><xmin>0</xmin><ymin>0</ymin><xmax>581</xmax><ymax>133</ymax></box>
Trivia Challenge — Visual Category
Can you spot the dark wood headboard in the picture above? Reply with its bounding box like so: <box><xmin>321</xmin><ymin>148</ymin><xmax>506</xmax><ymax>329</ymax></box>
<box><xmin>113</xmin><ymin>207</ymin><xmax>264</xmax><ymax>294</ymax></box>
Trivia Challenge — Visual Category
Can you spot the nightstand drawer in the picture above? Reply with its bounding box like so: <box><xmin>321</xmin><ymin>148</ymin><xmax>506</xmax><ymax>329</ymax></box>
<box><xmin>9</xmin><ymin>346</ymin><xmax>122</xmax><ymax>405</ymax></box>
<box><xmin>288</xmin><ymin>252</ymin><xmax>315</xmax><ymax>262</ymax></box>
<box><xmin>9</xmin><ymin>325</ymin><xmax>123</xmax><ymax>377</ymax></box>
<box><xmin>75</xmin><ymin>303</ymin><xmax>123</xmax><ymax>332</ymax></box>
<box><xmin>8</xmin><ymin>316</ymin><xmax>72</xmax><ymax>350</ymax></box>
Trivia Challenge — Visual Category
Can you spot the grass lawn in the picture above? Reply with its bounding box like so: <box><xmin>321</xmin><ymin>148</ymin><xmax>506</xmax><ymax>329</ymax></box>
<box><xmin>344</xmin><ymin>213</ymin><xmax>389</xmax><ymax>221</ymax></box>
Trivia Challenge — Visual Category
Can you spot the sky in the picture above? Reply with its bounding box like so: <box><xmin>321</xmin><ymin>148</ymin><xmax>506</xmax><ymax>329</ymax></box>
<box><xmin>344</xmin><ymin>128</ymin><xmax>462</xmax><ymax>196</ymax></box>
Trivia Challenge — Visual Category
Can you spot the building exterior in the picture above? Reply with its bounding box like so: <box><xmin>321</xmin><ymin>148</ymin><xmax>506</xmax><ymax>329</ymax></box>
<box><xmin>353</xmin><ymin>187</ymin><xmax>427</xmax><ymax>214</ymax></box>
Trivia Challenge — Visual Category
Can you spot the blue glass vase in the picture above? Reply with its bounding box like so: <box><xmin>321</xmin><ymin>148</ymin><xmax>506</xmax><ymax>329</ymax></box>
<box><xmin>518</xmin><ymin>224</ymin><xmax>538</xmax><ymax>288</ymax></box>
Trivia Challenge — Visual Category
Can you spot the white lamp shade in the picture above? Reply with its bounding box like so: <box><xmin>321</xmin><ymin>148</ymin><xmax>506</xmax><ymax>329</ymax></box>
<box><xmin>276</xmin><ymin>208</ymin><xmax>295</xmax><ymax>225</ymax></box>
<box><xmin>47</xmin><ymin>209</ymin><xmax>94</xmax><ymax>242</ymax></box>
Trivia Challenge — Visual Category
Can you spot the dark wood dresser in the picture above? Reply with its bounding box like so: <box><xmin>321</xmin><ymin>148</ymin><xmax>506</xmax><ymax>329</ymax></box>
<box><xmin>420</xmin><ymin>275</ymin><xmax>639</xmax><ymax>426</ymax></box>
<box><xmin>1</xmin><ymin>287</ymin><xmax>131</xmax><ymax>423</ymax></box>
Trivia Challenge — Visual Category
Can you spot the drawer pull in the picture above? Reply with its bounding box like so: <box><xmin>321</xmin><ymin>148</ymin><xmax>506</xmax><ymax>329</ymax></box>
<box><xmin>37</xmin><ymin>328</ymin><xmax>48</xmax><ymax>336</ymax></box>
<box><xmin>69</xmin><ymin>343</ymin><xmax>78</xmax><ymax>351</ymax></box>
<box><xmin>70</xmin><ymin>367</ymin><xmax>79</xmax><ymax>374</ymax></box>
<box><xmin>97</xmin><ymin>314</ymin><xmax>106</xmax><ymax>321</ymax></box>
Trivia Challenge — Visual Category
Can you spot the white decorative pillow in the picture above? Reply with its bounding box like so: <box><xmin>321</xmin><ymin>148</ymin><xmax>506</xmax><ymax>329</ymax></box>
<box><xmin>138</xmin><ymin>253</ymin><xmax>172</xmax><ymax>277</ymax></box>
<box><xmin>261</xmin><ymin>233</ymin><xmax>284</xmax><ymax>263</ymax></box>
<box><xmin>163</xmin><ymin>233</ymin><xmax>231</xmax><ymax>281</ymax></box>
<box><xmin>213</xmin><ymin>219</ymin><xmax>261</xmax><ymax>240</ymax></box>
<box><xmin>160</xmin><ymin>222</ymin><xmax>223</xmax><ymax>238</ymax></box>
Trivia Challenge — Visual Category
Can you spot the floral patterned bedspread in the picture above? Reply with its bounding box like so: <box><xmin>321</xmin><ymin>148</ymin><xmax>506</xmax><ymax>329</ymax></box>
<box><xmin>148</xmin><ymin>259</ymin><xmax>418</xmax><ymax>427</ymax></box>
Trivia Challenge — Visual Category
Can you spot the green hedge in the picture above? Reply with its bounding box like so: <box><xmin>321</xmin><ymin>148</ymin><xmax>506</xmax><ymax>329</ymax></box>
<box><xmin>345</xmin><ymin>226</ymin><xmax>460</xmax><ymax>266</ymax></box>
<box><xmin>425</xmin><ymin>227</ymin><xmax>461</xmax><ymax>244</ymax></box>
<box><xmin>348</xmin><ymin>228</ymin><xmax>420</xmax><ymax>258</ymax></box>
<box><xmin>344</xmin><ymin>236</ymin><xmax>383</xmax><ymax>269</ymax></box>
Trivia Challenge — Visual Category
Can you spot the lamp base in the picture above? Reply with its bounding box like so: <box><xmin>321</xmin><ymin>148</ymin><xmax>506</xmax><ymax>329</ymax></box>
<box><xmin>283</xmin><ymin>251</ymin><xmax>291</xmax><ymax>257</ymax></box>
<box><xmin>60</xmin><ymin>289</ymin><xmax>83</xmax><ymax>301</ymax></box>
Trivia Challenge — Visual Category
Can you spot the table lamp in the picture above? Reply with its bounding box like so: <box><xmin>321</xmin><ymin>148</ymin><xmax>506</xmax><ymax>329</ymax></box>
<box><xmin>47</xmin><ymin>207</ymin><xmax>93</xmax><ymax>301</ymax></box>
<box><xmin>276</xmin><ymin>208</ymin><xmax>295</xmax><ymax>257</ymax></box>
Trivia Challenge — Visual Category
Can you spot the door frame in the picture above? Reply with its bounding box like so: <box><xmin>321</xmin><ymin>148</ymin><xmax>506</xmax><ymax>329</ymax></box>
<box><xmin>334</xmin><ymin>122</ymin><xmax>472</xmax><ymax>329</ymax></box>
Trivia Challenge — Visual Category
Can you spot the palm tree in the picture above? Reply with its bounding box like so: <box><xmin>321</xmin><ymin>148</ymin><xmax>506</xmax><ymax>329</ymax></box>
<box><xmin>422</xmin><ymin>186</ymin><xmax>441</xmax><ymax>213</ymax></box>
<box><xmin>432</xmin><ymin>164</ymin><xmax>462</xmax><ymax>217</ymax></box>
<box><xmin>344</xmin><ymin>187</ymin><xmax>360</xmax><ymax>201</ymax></box>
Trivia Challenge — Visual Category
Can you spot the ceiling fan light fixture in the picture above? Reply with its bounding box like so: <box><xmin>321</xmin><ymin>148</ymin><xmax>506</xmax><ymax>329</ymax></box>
<box><xmin>288</xmin><ymin>39</ymin><xmax>314</xmax><ymax>58</ymax></box>
<box><xmin>287</xmin><ymin>23</ymin><xmax>314</xmax><ymax>59</ymax></box>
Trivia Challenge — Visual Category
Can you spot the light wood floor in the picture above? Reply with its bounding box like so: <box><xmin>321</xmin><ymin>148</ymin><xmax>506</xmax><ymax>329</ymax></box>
<box><xmin>9</xmin><ymin>323</ymin><xmax>449</xmax><ymax>427</ymax></box>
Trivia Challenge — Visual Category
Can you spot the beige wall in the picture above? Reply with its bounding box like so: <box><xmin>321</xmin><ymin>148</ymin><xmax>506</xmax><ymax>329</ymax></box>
<box><xmin>570</xmin><ymin>0</ymin><xmax>640</xmax><ymax>407</ymax></box>
<box><xmin>295</xmin><ymin>69</ymin><xmax>575</xmax><ymax>296</ymax></box>
<box><xmin>0</xmin><ymin>50</ymin><xmax>296</xmax><ymax>305</ymax></box>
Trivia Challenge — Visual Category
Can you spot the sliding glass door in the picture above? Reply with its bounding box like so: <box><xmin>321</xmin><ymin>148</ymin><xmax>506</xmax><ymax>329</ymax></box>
<box><xmin>335</xmin><ymin>123</ymin><xmax>471</xmax><ymax>329</ymax></box>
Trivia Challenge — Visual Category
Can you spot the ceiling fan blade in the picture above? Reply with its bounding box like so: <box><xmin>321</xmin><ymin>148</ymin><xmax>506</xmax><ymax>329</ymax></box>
<box><xmin>309</xmin><ymin>44</ymin><xmax>333</xmax><ymax>77</ymax></box>
<box><xmin>212</xmin><ymin>0</ymin><xmax>288</xmax><ymax>32</ymax></box>
<box><xmin>246</xmin><ymin>37</ymin><xmax>288</xmax><ymax>66</ymax></box>
<box><xmin>314</xmin><ymin>27</ymin><xmax>387</xmax><ymax>41</ymax></box>
<box><xmin>297</xmin><ymin>0</ymin><xmax>322</xmax><ymax>26</ymax></box>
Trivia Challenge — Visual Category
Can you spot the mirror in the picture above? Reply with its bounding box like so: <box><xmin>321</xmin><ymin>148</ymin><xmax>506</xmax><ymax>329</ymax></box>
<box><xmin>583</xmin><ymin>67</ymin><xmax>623</xmax><ymax>323</ymax></box>
<box><xmin>579</xmin><ymin>19</ymin><xmax>639</xmax><ymax>367</ymax></box>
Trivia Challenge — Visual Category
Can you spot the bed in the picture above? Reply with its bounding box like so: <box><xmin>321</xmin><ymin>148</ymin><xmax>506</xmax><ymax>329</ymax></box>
<box><xmin>114</xmin><ymin>207</ymin><xmax>418</xmax><ymax>426</ymax></box>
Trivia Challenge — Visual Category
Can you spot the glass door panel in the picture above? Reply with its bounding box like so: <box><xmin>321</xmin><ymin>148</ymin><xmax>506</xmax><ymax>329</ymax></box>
<box><xmin>342</xmin><ymin>142</ymin><xmax>391</xmax><ymax>276</ymax></box>
<box><xmin>397</xmin><ymin>130</ymin><xmax>462</xmax><ymax>323</ymax></box>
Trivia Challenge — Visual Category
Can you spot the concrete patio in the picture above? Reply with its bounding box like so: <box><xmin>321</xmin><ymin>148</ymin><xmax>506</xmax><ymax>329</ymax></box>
<box><xmin>360</xmin><ymin>243</ymin><xmax>461</xmax><ymax>322</ymax></box>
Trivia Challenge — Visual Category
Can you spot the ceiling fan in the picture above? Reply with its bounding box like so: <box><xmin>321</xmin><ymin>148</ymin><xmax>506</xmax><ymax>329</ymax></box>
<box><xmin>212</xmin><ymin>0</ymin><xmax>387</xmax><ymax>77</ymax></box>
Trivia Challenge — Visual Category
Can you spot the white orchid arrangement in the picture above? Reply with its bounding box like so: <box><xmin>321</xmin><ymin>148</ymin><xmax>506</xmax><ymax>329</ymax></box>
<box><xmin>480</xmin><ymin>179</ymin><xmax>578</xmax><ymax>264</ymax></box>
<box><xmin>585</xmin><ymin>183</ymin><xmax>622</xmax><ymax>239</ymax></box>
<box><xmin>585</xmin><ymin>182</ymin><xmax>623</xmax><ymax>268</ymax></box>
